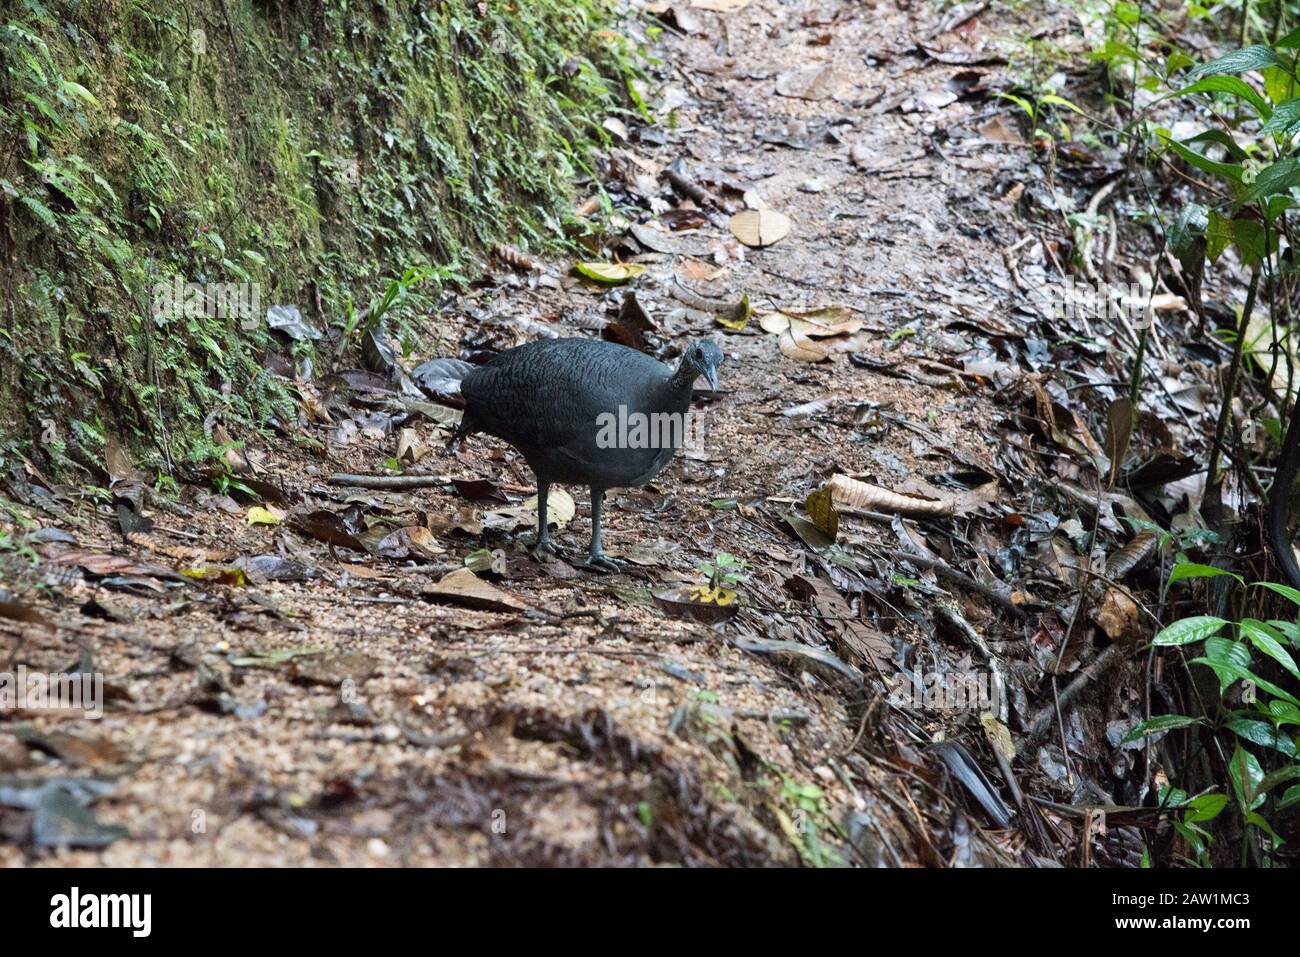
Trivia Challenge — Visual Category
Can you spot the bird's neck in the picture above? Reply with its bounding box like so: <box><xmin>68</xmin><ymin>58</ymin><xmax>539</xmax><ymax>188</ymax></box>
<box><xmin>668</xmin><ymin>358</ymin><xmax>697</xmax><ymax>394</ymax></box>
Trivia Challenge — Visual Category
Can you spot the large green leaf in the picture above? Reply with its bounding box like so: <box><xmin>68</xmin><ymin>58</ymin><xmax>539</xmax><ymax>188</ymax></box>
<box><xmin>1168</xmin><ymin>561</ymin><xmax>1242</xmax><ymax>585</ymax></box>
<box><xmin>1258</xmin><ymin>765</ymin><xmax>1300</xmax><ymax>796</ymax></box>
<box><xmin>1168</xmin><ymin>203</ymin><xmax>1208</xmax><ymax>260</ymax></box>
<box><xmin>1266</xmin><ymin>699</ymin><xmax>1300</xmax><ymax>725</ymax></box>
<box><xmin>1190</xmin><ymin>655</ymin><xmax>1300</xmax><ymax>706</ymax></box>
<box><xmin>1161</xmin><ymin>136</ymin><xmax>1244</xmax><ymax>183</ymax></box>
<box><xmin>1262</xmin><ymin>97</ymin><xmax>1300</xmax><ymax>134</ymax></box>
<box><xmin>1236</xmin><ymin>157</ymin><xmax>1300</xmax><ymax>209</ymax></box>
<box><xmin>1120</xmin><ymin>714</ymin><xmax>1205</xmax><ymax>744</ymax></box>
<box><xmin>1207</xmin><ymin>209</ymin><xmax>1234</xmax><ymax>262</ymax></box>
<box><xmin>1225</xmin><ymin>716</ymin><xmax>1298</xmax><ymax>756</ymax></box>
<box><xmin>1190</xmin><ymin>45</ymin><xmax>1290</xmax><ymax>79</ymax></box>
<box><xmin>1256</xmin><ymin>580</ymin><xmax>1300</xmax><ymax>607</ymax></box>
<box><xmin>1185</xmin><ymin>128</ymin><xmax>1250</xmax><ymax>163</ymax></box>
<box><xmin>1152</xmin><ymin>615</ymin><xmax>1226</xmax><ymax>646</ymax></box>
<box><xmin>1231</xmin><ymin>217</ymin><xmax>1269</xmax><ymax>265</ymax></box>
<box><xmin>1156</xmin><ymin>76</ymin><xmax>1272</xmax><ymax>119</ymax></box>
<box><xmin>1229</xmin><ymin>743</ymin><xmax>1266</xmax><ymax>810</ymax></box>
<box><xmin>1206</xmin><ymin>635</ymin><xmax>1253</xmax><ymax>670</ymax></box>
<box><xmin>1184</xmin><ymin>792</ymin><xmax>1229</xmax><ymax>823</ymax></box>
<box><xmin>1268</xmin><ymin>619</ymin><xmax>1300</xmax><ymax>647</ymax></box>
<box><xmin>1264</xmin><ymin>64</ymin><xmax>1298</xmax><ymax>105</ymax></box>
<box><xmin>1239</xmin><ymin>618</ymin><xmax>1300</xmax><ymax>680</ymax></box>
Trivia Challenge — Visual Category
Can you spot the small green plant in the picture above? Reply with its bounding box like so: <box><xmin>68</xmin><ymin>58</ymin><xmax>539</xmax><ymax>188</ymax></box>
<box><xmin>1125</xmin><ymin>564</ymin><xmax>1300</xmax><ymax>865</ymax></box>
<box><xmin>699</xmin><ymin>552</ymin><xmax>748</xmax><ymax>589</ymax></box>
<box><xmin>776</xmin><ymin>775</ymin><xmax>845</xmax><ymax>868</ymax></box>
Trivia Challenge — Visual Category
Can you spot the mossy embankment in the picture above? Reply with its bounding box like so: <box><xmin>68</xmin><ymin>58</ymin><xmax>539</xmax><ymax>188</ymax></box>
<box><xmin>0</xmin><ymin>0</ymin><xmax>634</xmax><ymax>479</ymax></box>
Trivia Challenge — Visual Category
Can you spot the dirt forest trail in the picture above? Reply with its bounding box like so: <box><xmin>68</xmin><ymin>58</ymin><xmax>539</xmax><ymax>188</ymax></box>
<box><xmin>0</xmin><ymin>1</ymin><xmax>1132</xmax><ymax>867</ymax></box>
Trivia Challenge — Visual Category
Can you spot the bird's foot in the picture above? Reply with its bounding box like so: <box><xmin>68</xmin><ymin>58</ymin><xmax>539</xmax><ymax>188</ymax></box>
<box><xmin>529</xmin><ymin>538</ymin><xmax>563</xmax><ymax>559</ymax></box>
<box><xmin>581</xmin><ymin>551</ymin><xmax>625</xmax><ymax>574</ymax></box>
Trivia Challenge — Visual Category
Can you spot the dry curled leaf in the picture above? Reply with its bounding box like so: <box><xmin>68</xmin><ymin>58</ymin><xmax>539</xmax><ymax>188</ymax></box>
<box><xmin>1095</xmin><ymin>586</ymin><xmax>1141</xmax><ymax>642</ymax></box>
<box><xmin>827</xmin><ymin>473</ymin><xmax>955</xmax><ymax>517</ymax></box>
<box><xmin>494</xmin><ymin>244</ymin><xmax>540</xmax><ymax>271</ymax></box>
<box><xmin>397</xmin><ymin>427</ymin><xmax>424</xmax><ymax>465</ymax></box>
<box><xmin>377</xmin><ymin>525</ymin><xmax>446</xmax><ymax>560</ymax></box>
<box><xmin>714</xmin><ymin>293</ymin><xmax>752</xmax><ymax>331</ymax></box>
<box><xmin>422</xmin><ymin>568</ymin><xmax>525</xmax><ymax>612</ymax></box>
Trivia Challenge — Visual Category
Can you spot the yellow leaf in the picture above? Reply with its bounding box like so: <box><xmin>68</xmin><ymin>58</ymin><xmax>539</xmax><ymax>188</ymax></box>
<box><xmin>714</xmin><ymin>293</ymin><xmax>752</xmax><ymax>331</ymax></box>
<box><xmin>805</xmin><ymin>486</ymin><xmax>839</xmax><ymax>541</ymax></box>
<box><xmin>246</xmin><ymin>505</ymin><xmax>283</xmax><ymax>526</ymax></box>
<box><xmin>181</xmin><ymin>566</ymin><xmax>247</xmax><ymax>586</ymax></box>
<box><xmin>575</xmin><ymin>261</ymin><xmax>647</xmax><ymax>284</ymax></box>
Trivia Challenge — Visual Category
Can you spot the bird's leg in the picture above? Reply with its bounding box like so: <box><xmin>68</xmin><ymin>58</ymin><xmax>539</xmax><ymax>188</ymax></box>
<box><xmin>583</xmin><ymin>487</ymin><xmax>624</xmax><ymax>572</ymax></box>
<box><xmin>530</xmin><ymin>481</ymin><xmax>559</xmax><ymax>556</ymax></box>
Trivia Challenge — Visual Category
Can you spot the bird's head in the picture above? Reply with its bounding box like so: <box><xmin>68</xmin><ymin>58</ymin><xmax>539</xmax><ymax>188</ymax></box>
<box><xmin>680</xmin><ymin>339</ymin><xmax>724</xmax><ymax>390</ymax></box>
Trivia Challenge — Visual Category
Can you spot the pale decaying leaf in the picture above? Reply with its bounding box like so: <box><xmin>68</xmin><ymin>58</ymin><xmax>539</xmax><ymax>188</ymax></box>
<box><xmin>1095</xmin><ymin>586</ymin><xmax>1141</xmax><ymax>642</ymax></box>
<box><xmin>246</xmin><ymin>505</ymin><xmax>285</xmax><ymax>526</ymax></box>
<box><xmin>524</xmin><ymin>488</ymin><xmax>576</xmax><ymax>529</ymax></box>
<box><xmin>775</xmin><ymin>65</ymin><xmax>840</xmax><ymax>101</ymax></box>
<box><xmin>1245</xmin><ymin>313</ymin><xmax>1300</xmax><ymax>404</ymax></box>
<box><xmin>482</xmin><ymin>488</ymin><xmax>577</xmax><ymax>532</ymax></box>
<box><xmin>826</xmin><ymin>473</ymin><xmax>955</xmax><ymax>517</ymax></box>
<box><xmin>759</xmin><ymin>306</ymin><xmax>861</xmax><ymax>338</ymax></box>
<box><xmin>397</xmin><ymin>427</ymin><xmax>424</xmax><ymax>465</ymax></box>
<box><xmin>980</xmin><ymin>714</ymin><xmax>1017</xmax><ymax>761</ymax></box>
<box><xmin>778</xmin><ymin>328</ymin><xmax>827</xmax><ymax>362</ymax></box>
<box><xmin>728</xmin><ymin>208</ymin><xmax>791</xmax><ymax>248</ymax></box>
<box><xmin>690</xmin><ymin>0</ymin><xmax>750</xmax><ymax>9</ymax></box>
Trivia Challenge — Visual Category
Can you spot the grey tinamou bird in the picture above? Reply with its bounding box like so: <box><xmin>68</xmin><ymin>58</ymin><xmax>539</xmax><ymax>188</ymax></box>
<box><xmin>441</xmin><ymin>337</ymin><xmax>723</xmax><ymax>571</ymax></box>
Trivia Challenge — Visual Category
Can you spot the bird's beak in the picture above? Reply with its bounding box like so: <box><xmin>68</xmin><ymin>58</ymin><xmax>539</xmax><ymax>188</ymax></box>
<box><xmin>705</xmin><ymin>364</ymin><xmax>720</xmax><ymax>391</ymax></box>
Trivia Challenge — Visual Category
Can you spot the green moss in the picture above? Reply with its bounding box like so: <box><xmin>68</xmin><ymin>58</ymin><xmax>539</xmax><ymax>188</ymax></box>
<box><xmin>0</xmin><ymin>0</ymin><xmax>636</xmax><ymax>478</ymax></box>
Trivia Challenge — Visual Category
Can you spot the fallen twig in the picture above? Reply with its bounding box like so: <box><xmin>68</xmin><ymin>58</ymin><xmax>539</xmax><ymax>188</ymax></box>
<box><xmin>328</xmin><ymin>472</ymin><xmax>447</xmax><ymax>490</ymax></box>
<box><xmin>887</xmin><ymin>549</ymin><xmax>1027</xmax><ymax>617</ymax></box>
<box><xmin>1024</xmin><ymin>641</ymin><xmax>1130</xmax><ymax>746</ymax></box>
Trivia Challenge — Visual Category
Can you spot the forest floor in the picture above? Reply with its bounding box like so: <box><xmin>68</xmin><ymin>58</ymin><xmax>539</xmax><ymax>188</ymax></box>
<box><xmin>1</xmin><ymin>0</ymin><xmax>1211</xmax><ymax>866</ymax></box>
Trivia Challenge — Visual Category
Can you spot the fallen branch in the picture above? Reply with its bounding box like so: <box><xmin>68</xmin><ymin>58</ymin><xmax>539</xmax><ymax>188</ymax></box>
<box><xmin>1024</xmin><ymin>641</ymin><xmax>1129</xmax><ymax>746</ymax></box>
<box><xmin>328</xmin><ymin>473</ymin><xmax>446</xmax><ymax>490</ymax></box>
<box><xmin>935</xmin><ymin>599</ymin><xmax>1008</xmax><ymax>724</ymax></box>
<box><xmin>888</xmin><ymin>549</ymin><xmax>1027</xmax><ymax>617</ymax></box>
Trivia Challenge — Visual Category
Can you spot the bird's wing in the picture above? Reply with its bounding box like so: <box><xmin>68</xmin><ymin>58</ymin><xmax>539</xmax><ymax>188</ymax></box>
<box><xmin>463</xmin><ymin>340</ymin><xmax>666</xmax><ymax>453</ymax></box>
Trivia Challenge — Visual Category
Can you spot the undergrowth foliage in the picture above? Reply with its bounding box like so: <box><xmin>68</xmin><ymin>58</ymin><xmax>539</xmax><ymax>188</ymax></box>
<box><xmin>0</xmin><ymin>0</ymin><xmax>635</xmax><ymax>476</ymax></box>
<box><xmin>1049</xmin><ymin>3</ymin><xmax>1300</xmax><ymax>866</ymax></box>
